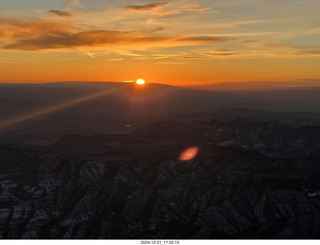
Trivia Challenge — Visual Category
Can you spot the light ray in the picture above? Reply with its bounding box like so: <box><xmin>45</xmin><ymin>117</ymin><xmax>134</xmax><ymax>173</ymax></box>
<box><xmin>0</xmin><ymin>86</ymin><xmax>121</xmax><ymax>133</ymax></box>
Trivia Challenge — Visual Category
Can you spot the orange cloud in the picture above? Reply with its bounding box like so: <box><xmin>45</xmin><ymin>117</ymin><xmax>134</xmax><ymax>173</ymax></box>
<box><xmin>181</xmin><ymin>3</ymin><xmax>211</xmax><ymax>12</ymax></box>
<box><xmin>293</xmin><ymin>50</ymin><xmax>320</xmax><ymax>56</ymax></box>
<box><xmin>155</xmin><ymin>9</ymin><xmax>181</xmax><ymax>16</ymax></box>
<box><xmin>207</xmin><ymin>49</ymin><xmax>237</xmax><ymax>57</ymax></box>
<box><xmin>0</xmin><ymin>18</ymin><xmax>78</xmax><ymax>40</ymax></box>
<box><xmin>0</xmin><ymin>18</ymin><xmax>226</xmax><ymax>51</ymax></box>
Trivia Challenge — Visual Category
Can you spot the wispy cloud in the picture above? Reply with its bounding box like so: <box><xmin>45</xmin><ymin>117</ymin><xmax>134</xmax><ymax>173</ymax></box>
<box><xmin>125</xmin><ymin>1</ymin><xmax>210</xmax><ymax>16</ymax></box>
<box><xmin>154</xmin><ymin>2</ymin><xmax>210</xmax><ymax>16</ymax></box>
<box><xmin>293</xmin><ymin>50</ymin><xmax>320</xmax><ymax>56</ymax></box>
<box><xmin>157</xmin><ymin>61</ymin><xmax>190</xmax><ymax>65</ymax></box>
<box><xmin>0</xmin><ymin>58</ymin><xmax>22</xmax><ymax>63</ymax></box>
<box><xmin>180</xmin><ymin>3</ymin><xmax>210</xmax><ymax>12</ymax></box>
<box><xmin>207</xmin><ymin>49</ymin><xmax>237</xmax><ymax>57</ymax></box>
<box><xmin>0</xmin><ymin>18</ymin><xmax>226</xmax><ymax>51</ymax></box>
<box><xmin>82</xmin><ymin>50</ymin><xmax>96</xmax><ymax>58</ymax></box>
<box><xmin>48</xmin><ymin>10</ymin><xmax>72</xmax><ymax>17</ymax></box>
<box><xmin>127</xmin><ymin>3</ymin><xmax>168</xmax><ymax>11</ymax></box>
<box><xmin>0</xmin><ymin>18</ymin><xmax>79</xmax><ymax>40</ymax></box>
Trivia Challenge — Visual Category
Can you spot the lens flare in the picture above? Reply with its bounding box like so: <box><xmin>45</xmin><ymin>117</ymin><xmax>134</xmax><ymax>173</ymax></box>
<box><xmin>179</xmin><ymin>147</ymin><xmax>199</xmax><ymax>161</ymax></box>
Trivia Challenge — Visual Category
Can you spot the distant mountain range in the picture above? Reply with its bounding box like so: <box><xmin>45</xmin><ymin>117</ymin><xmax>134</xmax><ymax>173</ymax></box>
<box><xmin>1</xmin><ymin>82</ymin><xmax>320</xmax><ymax>145</ymax></box>
<box><xmin>187</xmin><ymin>80</ymin><xmax>320</xmax><ymax>90</ymax></box>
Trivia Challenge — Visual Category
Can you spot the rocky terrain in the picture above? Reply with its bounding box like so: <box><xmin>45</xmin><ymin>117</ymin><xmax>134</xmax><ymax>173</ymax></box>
<box><xmin>0</xmin><ymin>119</ymin><xmax>320</xmax><ymax>238</ymax></box>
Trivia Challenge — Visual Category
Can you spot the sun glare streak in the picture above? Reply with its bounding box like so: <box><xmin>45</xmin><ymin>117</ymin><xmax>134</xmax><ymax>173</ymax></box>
<box><xmin>179</xmin><ymin>147</ymin><xmax>199</xmax><ymax>161</ymax></box>
<box><xmin>0</xmin><ymin>87</ymin><xmax>121</xmax><ymax>133</ymax></box>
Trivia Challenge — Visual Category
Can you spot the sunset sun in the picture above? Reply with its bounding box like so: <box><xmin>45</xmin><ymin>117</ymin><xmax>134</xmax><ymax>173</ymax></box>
<box><xmin>136</xmin><ymin>79</ymin><xmax>145</xmax><ymax>85</ymax></box>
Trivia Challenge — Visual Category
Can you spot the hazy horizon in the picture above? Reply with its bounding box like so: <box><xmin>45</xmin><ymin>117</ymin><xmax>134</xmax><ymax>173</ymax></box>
<box><xmin>1</xmin><ymin>79</ymin><xmax>320</xmax><ymax>90</ymax></box>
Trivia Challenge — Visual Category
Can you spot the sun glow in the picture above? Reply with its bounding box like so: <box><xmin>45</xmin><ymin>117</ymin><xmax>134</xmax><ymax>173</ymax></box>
<box><xmin>136</xmin><ymin>79</ymin><xmax>145</xmax><ymax>85</ymax></box>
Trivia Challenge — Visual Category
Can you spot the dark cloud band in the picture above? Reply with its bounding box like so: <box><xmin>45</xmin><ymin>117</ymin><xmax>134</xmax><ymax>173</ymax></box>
<box><xmin>127</xmin><ymin>3</ymin><xmax>168</xmax><ymax>11</ymax></box>
<box><xmin>48</xmin><ymin>10</ymin><xmax>72</xmax><ymax>17</ymax></box>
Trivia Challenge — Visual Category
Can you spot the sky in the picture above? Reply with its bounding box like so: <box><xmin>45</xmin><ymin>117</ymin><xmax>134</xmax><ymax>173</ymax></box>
<box><xmin>0</xmin><ymin>0</ymin><xmax>320</xmax><ymax>85</ymax></box>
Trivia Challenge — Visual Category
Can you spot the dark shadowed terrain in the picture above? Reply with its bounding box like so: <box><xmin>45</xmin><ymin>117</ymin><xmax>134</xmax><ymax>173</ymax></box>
<box><xmin>0</xmin><ymin>82</ymin><xmax>320</xmax><ymax>238</ymax></box>
<box><xmin>1</xmin><ymin>82</ymin><xmax>320</xmax><ymax>145</ymax></box>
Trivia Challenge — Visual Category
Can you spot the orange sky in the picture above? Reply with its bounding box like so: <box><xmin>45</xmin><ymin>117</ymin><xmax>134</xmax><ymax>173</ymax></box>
<box><xmin>1</xmin><ymin>0</ymin><xmax>320</xmax><ymax>86</ymax></box>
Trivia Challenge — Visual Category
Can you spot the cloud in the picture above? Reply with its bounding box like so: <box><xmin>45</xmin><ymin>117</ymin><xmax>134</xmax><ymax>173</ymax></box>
<box><xmin>82</xmin><ymin>50</ymin><xmax>96</xmax><ymax>58</ymax></box>
<box><xmin>0</xmin><ymin>18</ymin><xmax>226</xmax><ymax>51</ymax></box>
<box><xmin>155</xmin><ymin>2</ymin><xmax>210</xmax><ymax>16</ymax></box>
<box><xmin>178</xmin><ymin>36</ymin><xmax>225</xmax><ymax>43</ymax></box>
<box><xmin>207</xmin><ymin>50</ymin><xmax>236</xmax><ymax>56</ymax></box>
<box><xmin>4</xmin><ymin>17</ymin><xmax>317</xmax><ymax>60</ymax></box>
<box><xmin>0</xmin><ymin>58</ymin><xmax>22</xmax><ymax>64</ymax></box>
<box><xmin>155</xmin><ymin>9</ymin><xmax>181</xmax><ymax>16</ymax></box>
<box><xmin>127</xmin><ymin>3</ymin><xmax>168</xmax><ymax>11</ymax></box>
<box><xmin>48</xmin><ymin>10</ymin><xmax>73</xmax><ymax>17</ymax></box>
<box><xmin>293</xmin><ymin>50</ymin><xmax>320</xmax><ymax>56</ymax></box>
<box><xmin>180</xmin><ymin>3</ymin><xmax>210</xmax><ymax>12</ymax></box>
<box><xmin>125</xmin><ymin>2</ymin><xmax>210</xmax><ymax>16</ymax></box>
<box><xmin>0</xmin><ymin>18</ymin><xmax>79</xmax><ymax>40</ymax></box>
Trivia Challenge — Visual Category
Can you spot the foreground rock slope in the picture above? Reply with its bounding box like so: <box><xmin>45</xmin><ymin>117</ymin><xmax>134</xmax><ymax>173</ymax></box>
<box><xmin>0</xmin><ymin>119</ymin><xmax>320</xmax><ymax>238</ymax></box>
